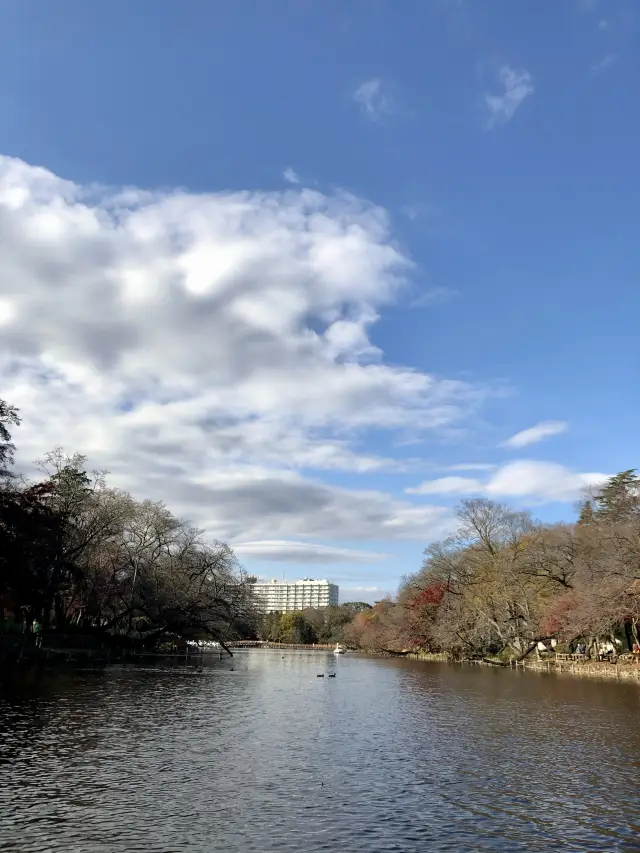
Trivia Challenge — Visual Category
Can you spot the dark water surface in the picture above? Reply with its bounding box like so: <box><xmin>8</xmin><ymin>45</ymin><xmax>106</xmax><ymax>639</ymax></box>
<box><xmin>1</xmin><ymin>651</ymin><xmax>640</xmax><ymax>852</ymax></box>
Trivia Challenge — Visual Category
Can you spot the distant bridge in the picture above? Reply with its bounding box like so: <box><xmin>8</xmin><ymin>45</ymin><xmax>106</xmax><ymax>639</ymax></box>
<box><xmin>224</xmin><ymin>640</ymin><xmax>335</xmax><ymax>650</ymax></box>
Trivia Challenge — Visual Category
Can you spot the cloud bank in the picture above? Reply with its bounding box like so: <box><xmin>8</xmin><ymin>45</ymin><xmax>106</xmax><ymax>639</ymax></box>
<box><xmin>0</xmin><ymin>154</ymin><xmax>485</xmax><ymax>560</ymax></box>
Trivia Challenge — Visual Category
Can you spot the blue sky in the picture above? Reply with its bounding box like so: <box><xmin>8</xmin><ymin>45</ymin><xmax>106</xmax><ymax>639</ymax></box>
<box><xmin>0</xmin><ymin>0</ymin><xmax>637</xmax><ymax>601</ymax></box>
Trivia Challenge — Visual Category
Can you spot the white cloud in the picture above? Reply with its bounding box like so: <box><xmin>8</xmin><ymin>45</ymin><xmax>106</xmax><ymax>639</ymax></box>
<box><xmin>283</xmin><ymin>167</ymin><xmax>300</xmax><ymax>185</ymax></box>
<box><xmin>407</xmin><ymin>475</ymin><xmax>482</xmax><ymax>496</ymax></box>
<box><xmin>353</xmin><ymin>78</ymin><xmax>393</xmax><ymax>120</ymax></box>
<box><xmin>407</xmin><ymin>460</ymin><xmax>608</xmax><ymax>504</ymax></box>
<box><xmin>0</xmin><ymin>296</ymin><xmax>16</xmax><ymax>325</ymax></box>
<box><xmin>591</xmin><ymin>54</ymin><xmax>618</xmax><ymax>73</ymax></box>
<box><xmin>234</xmin><ymin>540</ymin><xmax>391</xmax><ymax>564</ymax></box>
<box><xmin>502</xmin><ymin>420</ymin><xmax>567</xmax><ymax>449</ymax></box>
<box><xmin>0</xmin><ymin>154</ymin><xmax>485</xmax><ymax>555</ymax></box>
<box><xmin>484</xmin><ymin>65</ymin><xmax>534</xmax><ymax>128</ymax></box>
<box><xmin>485</xmin><ymin>461</ymin><xmax>607</xmax><ymax>502</ymax></box>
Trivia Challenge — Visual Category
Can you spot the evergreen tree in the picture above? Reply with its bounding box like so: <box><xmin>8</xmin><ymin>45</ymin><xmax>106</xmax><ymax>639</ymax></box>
<box><xmin>592</xmin><ymin>470</ymin><xmax>639</xmax><ymax>523</ymax></box>
<box><xmin>577</xmin><ymin>499</ymin><xmax>595</xmax><ymax>526</ymax></box>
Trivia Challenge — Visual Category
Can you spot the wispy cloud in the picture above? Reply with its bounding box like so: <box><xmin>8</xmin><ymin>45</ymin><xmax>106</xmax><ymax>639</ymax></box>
<box><xmin>353</xmin><ymin>78</ymin><xmax>393</xmax><ymax>121</ymax></box>
<box><xmin>340</xmin><ymin>586</ymin><xmax>391</xmax><ymax>603</ymax></box>
<box><xmin>407</xmin><ymin>475</ymin><xmax>483</xmax><ymax>496</ymax></box>
<box><xmin>283</xmin><ymin>167</ymin><xmax>301</xmax><ymax>185</ymax></box>
<box><xmin>449</xmin><ymin>463</ymin><xmax>497</xmax><ymax>472</ymax></box>
<box><xmin>408</xmin><ymin>286</ymin><xmax>459</xmax><ymax>308</ymax></box>
<box><xmin>597</xmin><ymin>19</ymin><xmax>608</xmax><ymax>30</ymax></box>
<box><xmin>342</xmin><ymin>586</ymin><xmax>387</xmax><ymax>594</ymax></box>
<box><xmin>400</xmin><ymin>201</ymin><xmax>442</xmax><ymax>221</ymax></box>
<box><xmin>501</xmin><ymin>420</ymin><xmax>568</xmax><ymax>449</ymax></box>
<box><xmin>591</xmin><ymin>53</ymin><xmax>618</xmax><ymax>73</ymax></box>
<box><xmin>484</xmin><ymin>65</ymin><xmax>534</xmax><ymax>128</ymax></box>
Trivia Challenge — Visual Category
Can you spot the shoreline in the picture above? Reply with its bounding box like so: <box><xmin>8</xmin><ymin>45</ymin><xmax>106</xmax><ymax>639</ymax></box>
<box><xmin>518</xmin><ymin>659</ymin><xmax>640</xmax><ymax>682</ymax></box>
<box><xmin>404</xmin><ymin>650</ymin><xmax>640</xmax><ymax>684</ymax></box>
<box><xmin>5</xmin><ymin>639</ymin><xmax>640</xmax><ymax>685</ymax></box>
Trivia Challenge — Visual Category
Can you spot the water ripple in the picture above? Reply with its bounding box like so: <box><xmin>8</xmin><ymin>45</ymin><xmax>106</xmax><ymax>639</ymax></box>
<box><xmin>1</xmin><ymin>653</ymin><xmax>639</xmax><ymax>852</ymax></box>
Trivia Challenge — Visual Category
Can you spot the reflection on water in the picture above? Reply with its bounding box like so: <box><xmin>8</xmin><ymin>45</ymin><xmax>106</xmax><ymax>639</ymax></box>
<box><xmin>1</xmin><ymin>652</ymin><xmax>640</xmax><ymax>852</ymax></box>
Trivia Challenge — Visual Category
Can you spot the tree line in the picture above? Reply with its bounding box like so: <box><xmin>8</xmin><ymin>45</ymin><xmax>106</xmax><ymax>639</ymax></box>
<box><xmin>344</xmin><ymin>472</ymin><xmax>640</xmax><ymax>660</ymax></box>
<box><xmin>0</xmin><ymin>399</ymin><xmax>259</xmax><ymax>647</ymax></box>
<box><xmin>259</xmin><ymin>602</ymin><xmax>371</xmax><ymax>644</ymax></box>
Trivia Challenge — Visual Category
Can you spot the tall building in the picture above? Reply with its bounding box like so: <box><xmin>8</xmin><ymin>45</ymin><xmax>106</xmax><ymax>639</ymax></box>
<box><xmin>253</xmin><ymin>578</ymin><xmax>339</xmax><ymax>613</ymax></box>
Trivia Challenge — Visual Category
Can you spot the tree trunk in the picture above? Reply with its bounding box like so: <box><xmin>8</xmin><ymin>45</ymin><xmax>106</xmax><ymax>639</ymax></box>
<box><xmin>514</xmin><ymin>637</ymin><xmax>553</xmax><ymax>662</ymax></box>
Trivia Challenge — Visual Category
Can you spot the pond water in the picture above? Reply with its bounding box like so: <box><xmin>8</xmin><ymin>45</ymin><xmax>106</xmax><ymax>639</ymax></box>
<box><xmin>1</xmin><ymin>651</ymin><xmax>639</xmax><ymax>852</ymax></box>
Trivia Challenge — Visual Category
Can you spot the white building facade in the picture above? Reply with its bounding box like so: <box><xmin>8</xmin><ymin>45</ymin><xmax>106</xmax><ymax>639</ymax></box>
<box><xmin>253</xmin><ymin>578</ymin><xmax>339</xmax><ymax>613</ymax></box>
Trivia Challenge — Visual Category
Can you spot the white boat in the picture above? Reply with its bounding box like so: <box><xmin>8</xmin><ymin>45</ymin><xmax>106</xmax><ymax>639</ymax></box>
<box><xmin>333</xmin><ymin>643</ymin><xmax>347</xmax><ymax>655</ymax></box>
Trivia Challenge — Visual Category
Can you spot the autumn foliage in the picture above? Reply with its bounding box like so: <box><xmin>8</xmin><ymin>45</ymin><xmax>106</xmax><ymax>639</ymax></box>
<box><xmin>345</xmin><ymin>473</ymin><xmax>640</xmax><ymax>659</ymax></box>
